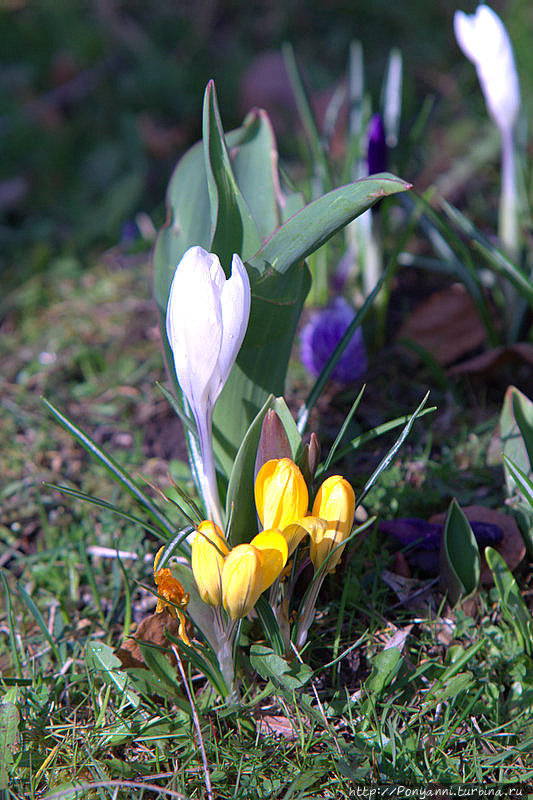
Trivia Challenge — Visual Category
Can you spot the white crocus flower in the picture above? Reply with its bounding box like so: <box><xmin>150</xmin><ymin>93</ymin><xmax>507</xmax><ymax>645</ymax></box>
<box><xmin>454</xmin><ymin>5</ymin><xmax>520</xmax><ymax>254</ymax></box>
<box><xmin>166</xmin><ymin>246</ymin><xmax>251</xmax><ymax>527</ymax></box>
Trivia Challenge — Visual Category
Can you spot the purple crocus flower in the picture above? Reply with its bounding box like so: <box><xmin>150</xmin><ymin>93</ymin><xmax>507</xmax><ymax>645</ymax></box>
<box><xmin>367</xmin><ymin>113</ymin><xmax>387</xmax><ymax>176</ymax></box>
<box><xmin>380</xmin><ymin>516</ymin><xmax>503</xmax><ymax>573</ymax></box>
<box><xmin>299</xmin><ymin>297</ymin><xmax>367</xmax><ymax>384</ymax></box>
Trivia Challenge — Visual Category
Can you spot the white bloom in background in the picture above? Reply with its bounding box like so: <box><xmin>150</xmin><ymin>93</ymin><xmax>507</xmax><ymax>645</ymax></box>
<box><xmin>454</xmin><ymin>4</ymin><xmax>520</xmax><ymax>254</ymax></box>
<box><xmin>454</xmin><ymin>4</ymin><xmax>520</xmax><ymax>131</ymax></box>
<box><xmin>166</xmin><ymin>246</ymin><xmax>251</xmax><ymax>526</ymax></box>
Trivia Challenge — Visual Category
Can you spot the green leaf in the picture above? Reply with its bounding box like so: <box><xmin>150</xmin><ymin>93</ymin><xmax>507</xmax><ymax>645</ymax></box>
<box><xmin>439</xmin><ymin>499</ymin><xmax>480</xmax><ymax>604</ymax></box>
<box><xmin>254</xmin><ymin>596</ymin><xmax>286</xmax><ymax>657</ymax></box>
<box><xmin>366</xmin><ymin>647</ymin><xmax>403</xmax><ymax>695</ymax></box>
<box><xmin>249</xmin><ymin>644</ymin><xmax>312</xmax><ymax>690</ymax></box>
<box><xmin>225</xmin><ymin>395</ymin><xmax>274</xmax><ymax>546</ymax></box>
<box><xmin>203</xmin><ymin>80</ymin><xmax>261</xmax><ymax>268</ymax></box>
<box><xmin>0</xmin><ymin>695</ymin><xmax>19</xmax><ymax>790</ymax></box>
<box><xmin>503</xmin><ymin>455</ymin><xmax>533</xmax><ymax>510</ymax></box>
<box><xmin>44</xmin><ymin>483</ymin><xmax>166</xmax><ymax>540</ymax></box>
<box><xmin>485</xmin><ymin>546</ymin><xmax>533</xmax><ymax>655</ymax></box>
<box><xmin>247</xmin><ymin>173</ymin><xmax>411</xmax><ymax>278</ymax></box>
<box><xmin>212</xmin><ymin>260</ymin><xmax>311</xmax><ymax>478</ymax></box>
<box><xmin>501</xmin><ymin>385</ymin><xmax>533</xmax><ymax>493</ymax></box>
<box><xmin>86</xmin><ymin>641</ymin><xmax>140</xmax><ymax>709</ymax></box>
<box><xmin>17</xmin><ymin>582</ymin><xmax>60</xmax><ymax>663</ymax></box>
<box><xmin>272</xmin><ymin>396</ymin><xmax>303</xmax><ymax>462</ymax></box>
<box><xmin>355</xmin><ymin>392</ymin><xmax>431</xmax><ymax>507</ymax></box>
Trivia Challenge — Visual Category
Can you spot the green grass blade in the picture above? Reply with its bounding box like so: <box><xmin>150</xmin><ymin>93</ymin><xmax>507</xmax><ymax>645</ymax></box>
<box><xmin>355</xmin><ymin>392</ymin><xmax>431</xmax><ymax>507</ymax></box>
<box><xmin>17</xmin><ymin>582</ymin><xmax>61</xmax><ymax>663</ymax></box>
<box><xmin>441</xmin><ymin>198</ymin><xmax>533</xmax><ymax>307</ymax></box>
<box><xmin>42</xmin><ymin>397</ymin><xmax>175</xmax><ymax>537</ymax></box>
<box><xmin>316</xmin><ymin>406</ymin><xmax>436</xmax><ymax>474</ymax></box>
<box><xmin>321</xmin><ymin>385</ymin><xmax>366</xmax><ymax>473</ymax></box>
<box><xmin>44</xmin><ymin>483</ymin><xmax>169</xmax><ymax>540</ymax></box>
<box><xmin>282</xmin><ymin>42</ymin><xmax>332</xmax><ymax>192</ymax></box>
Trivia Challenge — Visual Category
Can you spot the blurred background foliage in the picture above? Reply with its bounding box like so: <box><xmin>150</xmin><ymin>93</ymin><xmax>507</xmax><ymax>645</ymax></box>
<box><xmin>1</xmin><ymin>0</ymin><xmax>530</xmax><ymax>307</ymax></box>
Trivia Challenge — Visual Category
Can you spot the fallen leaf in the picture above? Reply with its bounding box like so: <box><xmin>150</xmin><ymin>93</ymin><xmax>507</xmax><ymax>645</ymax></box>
<box><xmin>256</xmin><ymin>715</ymin><xmax>299</xmax><ymax>740</ymax></box>
<box><xmin>449</xmin><ymin>343</ymin><xmax>533</xmax><ymax>375</ymax></box>
<box><xmin>115</xmin><ymin>610</ymin><xmax>182</xmax><ymax>669</ymax></box>
<box><xmin>398</xmin><ymin>284</ymin><xmax>487</xmax><ymax>365</ymax></box>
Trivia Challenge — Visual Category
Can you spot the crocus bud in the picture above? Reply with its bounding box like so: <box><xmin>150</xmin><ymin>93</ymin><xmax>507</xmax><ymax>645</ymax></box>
<box><xmin>454</xmin><ymin>5</ymin><xmax>520</xmax><ymax>133</ymax></box>
<box><xmin>191</xmin><ymin>520</ymin><xmax>229</xmax><ymax>606</ymax></box>
<box><xmin>311</xmin><ymin>475</ymin><xmax>355</xmax><ymax>572</ymax></box>
<box><xmin>166</xmin><ymin>246</ymin><xmax>251</xmax><ymax>527</ymax></box>
<box><xmin>255</xmin><ymin>458</ymin><xmax>309</xmax><ymax>531</ymax></box>
<box><xmin>367</xmin><ymin>113</ymin><xmax>387</xmax><ymax>176</ymax></box>
<box><xmin>222</xmin><ymin>544</ymin><xmax>264</xmax><ymax>619</ymax></box>
<box><xmin>300</xmin><ymin>432</ymin><xmax>321</xmax><ymax>483</ymax></box>
<box><xmin>254</xmin><ymin>409</ymin><xmax>292</xmax><ymax>480</ymax></box>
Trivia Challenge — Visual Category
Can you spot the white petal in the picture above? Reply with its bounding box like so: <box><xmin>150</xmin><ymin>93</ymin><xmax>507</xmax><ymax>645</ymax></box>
<box><xmin>166</xmin><ymin>246</ymin><xmax>223</xmax><ymax>408</ymax></box>
<box><xmin>216</xmin><ymin>254</ymin><xmax>251</xmax><ymax>395</ymax></box>
<box><xmin>454</xmin><ymin>5</ymin><xmax>520</xmax><ymax>130</ymax></box>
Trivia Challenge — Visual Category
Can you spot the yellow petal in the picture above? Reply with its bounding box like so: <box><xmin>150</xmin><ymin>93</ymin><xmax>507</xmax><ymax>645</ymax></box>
<box><xmin>254</xmin><ymin>458</ymin><xmax>308</xmax><ymax>530</ymax></box>
<box><xmin>191</xmin><ymin>520</ymin><xmax>229</xmax><ymax>606</ymax></box>
<box><xmin>250</xmin><ymin>529</ymin><xmax>288</xmax><ymax>592</ymax></box>
<box><xmin>280</xmin><ymin>518</ymin><xmax>316</xmax><ymax>556</ymax></box>
<box><xmin>311</xmin><ymin>476</ymin><xmax>355</xmax><ymax>572</ymax></box>
<box><xmin>222</xmin><ymin>544</ymin><xmax>263</xmax><ymax>619</ymax></box>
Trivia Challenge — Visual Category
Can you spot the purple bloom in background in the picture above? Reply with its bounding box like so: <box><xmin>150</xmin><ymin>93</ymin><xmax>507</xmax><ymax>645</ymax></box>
<box><xmin>120</xmin><ymin>220</ymin><xmax>139</xmax><ymax>246</ymax></box>
<box><xmin>367</xmin><ymin>113</ymin><xmax>387</xmax><ymax>175</ymax></box>
<box><xmin>299</xmin><ymin>297</ymin><xmax>367</xmax><ymax>384</ymax></box>
<box><xmin>380</xmin><ymin>516</ymin><xmax>503</xmax><ymax>573</ymax></box>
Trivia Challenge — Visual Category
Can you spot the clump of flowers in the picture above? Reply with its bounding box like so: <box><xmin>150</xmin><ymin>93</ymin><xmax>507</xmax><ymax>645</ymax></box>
<box><xmin>159</xmin><ymin>244</ymin><xmax>360</xmax><ymax>696</ymax></box>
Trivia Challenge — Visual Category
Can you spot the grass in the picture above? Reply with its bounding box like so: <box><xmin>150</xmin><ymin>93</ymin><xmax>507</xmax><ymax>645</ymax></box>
<box><xmin>2</xmin><ymin>245</ymin><xmax>532</xmax><ymax>799</ymax></box>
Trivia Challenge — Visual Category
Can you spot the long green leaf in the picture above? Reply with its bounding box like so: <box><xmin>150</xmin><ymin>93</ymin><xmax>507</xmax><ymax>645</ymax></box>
<box><xmin>503</xmin><ymin>455</ymin><xmax>533</xmax><ymax>509</ymax></box>
<box><xmin>225</xmin><ymin>395</ymin><xmax>274</xmax><ymax>547</ymax></box>
<box><xmin>42</xmin><ymin>397</ymin><xmax>175</xmax><ymax>538</ymax></box>
<box><xmin>322</xmin><ymin>385</ymin><xmax>366</xmax><ymax>472</ymax></box>
<box><xmin>247</xmin><ymin>173</ymin><xmax>411</xmax><ymax>278</ymax></box>
<box><xmin>203</xmin><ymin>80</ymin><xmax>261</xmax><ymax>268</ymax></box>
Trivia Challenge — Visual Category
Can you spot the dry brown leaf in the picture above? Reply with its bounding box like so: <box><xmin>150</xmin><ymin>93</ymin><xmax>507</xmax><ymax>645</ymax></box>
<box><xmin>429</xmin><ymin>505</ymin><xmax>525</xmax><ymax>583</ymax></box>
<box><xmin>256</xmin><ymin>715</ymin><xmax>299</xmax><ymax>740</ymax></box>
<box><xmin>397</xmin><ymin>284</ymin><xmax>487</xmax><ymax>365</ymax></box>
<box><xmin>115</xmin><ymin>609</ymin><xmax>182</xmax><ymax>669</ymax></box>
<box><xmin>449</xmin><ymin>343</ymin><xmax>533</xmax><ymax>375</ymax></box>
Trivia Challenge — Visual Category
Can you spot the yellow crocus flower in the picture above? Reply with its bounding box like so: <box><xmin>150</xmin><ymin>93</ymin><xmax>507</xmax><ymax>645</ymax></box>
<box><xmin>310</xmin><ymin>475</ymin><xmax>355</xmax><ymax>573</ymax></box>
<box><xmin>222</xmin><ymin>530</ymin><xmax>288</xmax><ymax>619</ymax></box>
<box><xmin>191</xmin><ymin>520</ymin><xmax>230</xmax><ymax>606</ymax></box>
<box><xmin>255</xmin><ymin>458</ymin><xmax>308</xmax><ymax>531</ymax></box>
